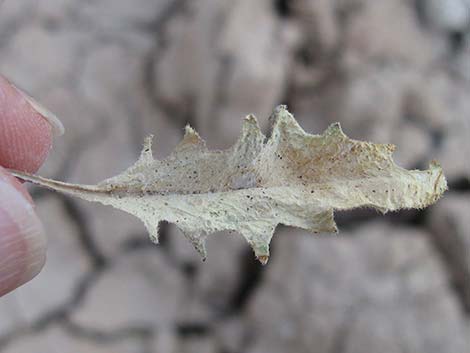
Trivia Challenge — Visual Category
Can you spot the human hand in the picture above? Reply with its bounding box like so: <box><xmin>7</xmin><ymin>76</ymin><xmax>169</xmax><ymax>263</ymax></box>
<box><xmin>0</xmin><ymin>75</ymin><xmax>64</xmax><ymax>297</ymax></box>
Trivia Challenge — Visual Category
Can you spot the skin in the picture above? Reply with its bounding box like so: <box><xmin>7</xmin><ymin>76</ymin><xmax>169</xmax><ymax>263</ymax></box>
<box><xmin>0</xmin><ymin>75</ymin><xmax>54</xmax><ymax>297</ymax></box>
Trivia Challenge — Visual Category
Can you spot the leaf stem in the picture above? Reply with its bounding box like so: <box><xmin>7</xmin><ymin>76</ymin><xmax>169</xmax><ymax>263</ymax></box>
<box><xmin>6</xmin><ymin>169</ymin><xmax>103</xmax><ymax>195</ymax></box>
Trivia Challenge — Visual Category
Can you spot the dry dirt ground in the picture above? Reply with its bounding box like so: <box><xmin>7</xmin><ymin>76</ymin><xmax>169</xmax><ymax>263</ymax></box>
<box><xmin>0</xmin><ymin>0</ymin><xmax>469</xmax><ymax>352</ymax></box>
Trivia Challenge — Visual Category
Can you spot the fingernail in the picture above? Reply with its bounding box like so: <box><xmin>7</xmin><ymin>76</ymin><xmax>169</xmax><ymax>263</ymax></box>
<box><xmin>0</xmin><ymin>178</ymin><xmax>46</xmax><ymax>296</ymax></box>
<box><xmin>10</xmin><ymin>83</ymin><xmax>65</xmax><ymax>136</ymax></box>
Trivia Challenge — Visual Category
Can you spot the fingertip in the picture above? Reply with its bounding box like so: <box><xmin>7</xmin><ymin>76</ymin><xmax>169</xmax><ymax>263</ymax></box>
<box><xmin>0</xmin><ymin>175</ymin><xmax>46</xmax><ymax>297</ymax></box>
<box><xmin>0</xmin><ymin>76</ymin><xmax>54</xmax><ymax>173</ymax></box>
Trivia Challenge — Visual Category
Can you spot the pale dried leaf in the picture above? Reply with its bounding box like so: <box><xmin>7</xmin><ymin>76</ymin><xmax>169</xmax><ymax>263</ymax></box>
<box><xmin>10</xmin><ymin>106</ymin><xmax>447</xmax><ymax>264</ymax></box>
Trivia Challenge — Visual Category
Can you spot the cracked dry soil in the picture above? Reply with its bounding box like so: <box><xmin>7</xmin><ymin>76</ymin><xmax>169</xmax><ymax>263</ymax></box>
<box><xmin>0</xmin><ymin>0</ymin><xmax>469</xmax><ymax>352</ymax></box>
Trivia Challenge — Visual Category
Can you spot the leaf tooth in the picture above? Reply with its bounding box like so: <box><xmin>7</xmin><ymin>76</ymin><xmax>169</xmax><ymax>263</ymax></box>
<box><xmin>268</xmin><ymin>105</ymin><xmax>306</xmax><ymax>142</ymax></box>
<box><xmin>143</xmin><ymin>134</ymin><xmax>154</xmax><ymax>150</ymax></box>
<box><xmin>144</xmin><ymin>220</ymin><xmax>161</xmax><ymax>244</ymax></box>
<box><xmin>195</xmin><ymin>242</ymin><xmax>208</xmax><ymax>261</ymax></box>
<box><xmin>184</xmin><ymin>124</ymin><xmax>204</xmax><ymax>143</ymax></box>
<box><xmin>248</xmin><ymin>238</ymin><xmax>271</xmax><ymax>265</ymax></box>
<box><xmin>177</xmin><ymin>125</ymin><xmax>206</xmax><ymax>150</ymax></box>
<box><xmin>232</xmin><ymin>114</ymin><xmax>265</xmax><ymax>155</ymax></box>
<box><xmin>138</xmin><ymin>135</ymin><xmax>154</xmax><ymax>163</ymax></box>
<box><xmin>253</xmin><ymin>245</ymin><xmax>270</xmax><ymax>266</ymax></box>
<box><xmin>242</xmin><ymin>114</ymin><xmax>263</xmax><ymax>138</ymax></box>
<box><xmin>257</xmin><ymin>255</ymin><xmax>269</xmax><ymax>266</ymax></box>
<box><xmin>429</xmin><ymin>159</ymin><xmax>442</xmax><ymax>169</ymax></box>
<box><xmin>241</xmin><ymin>223</ymin><xmax>276</xmax><ymax>265</ymax></box>
<box><xmin>307</xmin><ymin>209</ymin><xmax>338</xmax><ymax>234</ymax></box>
<box><xmin>251</xmin><ymin>242</ymin><xmax>270</xmax><ymax>264</ymax></box>
<box><xmin>324</xmin><ymin>222</ymin><xmax>339</xmax><ymax>234</ymax></box>
<box><xmin>323</xmin><ymin>122</ymin><xmax>346</xmax><ymax>139</ymax></box>
<box><xmin>181</xmin><ymin>230</ymin><xmax>208</xmax><ymax>261</ymax></box>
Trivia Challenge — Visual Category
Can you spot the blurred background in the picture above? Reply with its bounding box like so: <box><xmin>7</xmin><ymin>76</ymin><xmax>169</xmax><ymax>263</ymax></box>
<box><xmin>0</xmin><ymin>0</ymin><xmax>469</xmax><ymax>352</ymax></box>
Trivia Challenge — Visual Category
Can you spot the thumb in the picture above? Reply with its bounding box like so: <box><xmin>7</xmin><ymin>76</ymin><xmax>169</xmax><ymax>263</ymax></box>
<box><xmin>0</xmin><ymin>168</ymin><xmax>46</xmax><ymax>297</ymax></box>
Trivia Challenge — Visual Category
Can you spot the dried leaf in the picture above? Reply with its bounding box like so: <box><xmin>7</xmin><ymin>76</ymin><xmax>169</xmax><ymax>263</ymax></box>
<box><xmin>10</xmin><ymin>106</ymin><xmax>447</xmax><ymax>264</ymax></box>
